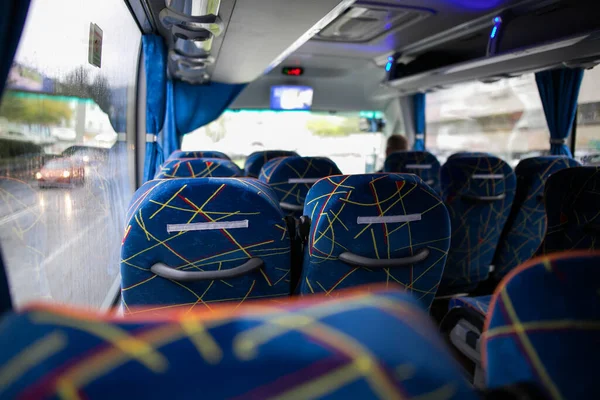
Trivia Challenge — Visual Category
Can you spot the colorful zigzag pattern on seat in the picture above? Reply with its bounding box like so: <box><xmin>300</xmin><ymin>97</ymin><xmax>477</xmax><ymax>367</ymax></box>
<box><xmin>120</xmin><ymin>178</ymin><xmax>291</xmax><ymax>310</ymax></box>
<box><xmin>167</xmin><ymin>150</ymin><xmax>230</xmax><ymax>160</ymax></box>
<box><xmin>483</xmin><ymin>251</ymin><xmax>600</xmax><ymax>400</ymax></box>
<box><xmin>154</xmin><ymin>158</ymin><xmax>241</xmax><ymax>179</ymax></box>
<box><xmin>439</xmin><ymin>155</ymin><xmax>516</xmax><ymax>295</ymax></box>
<box><xmin>299</xmin><ymin>174</ymin><xmax>451</xmax><ymax>310</ymax></box>
<box><xmin>0</xmin><ymin>286</ymin><xmax>477</xmax><ymax>399</ymax></box>
<box><xmin>259</xmin><ymin>156</ymin><xmax>342</xmax><ymax>217</ymax></box>
<box><xmin>492</xmin><ymin>156</ymin><xmax>580</xmax><ymax>279</ymax></box>
<box><xmin>448</xmin><ymin>295</ymin><xmax>492</xmax><ymax>316</ymax></box>
<box><xmin>383</xmin><ymin>151</ymin><xmax>441</xmax><ymax>193</ymax></box>
<box><xmin>244</xmin><ymin>150</ymin><xmax>298</xmax><ymax>178</ymax></box>
<box><xmin>538</xmin><ymin>167</ymin><xmax>600</xmax><ymax>255</ymax></box>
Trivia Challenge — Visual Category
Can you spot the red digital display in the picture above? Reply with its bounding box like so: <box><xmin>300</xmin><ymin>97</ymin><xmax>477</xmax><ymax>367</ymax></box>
<box><xmin>282</xmin><ymin>67</ymin><xmax>304</xmax><ymax>76</ymax></box>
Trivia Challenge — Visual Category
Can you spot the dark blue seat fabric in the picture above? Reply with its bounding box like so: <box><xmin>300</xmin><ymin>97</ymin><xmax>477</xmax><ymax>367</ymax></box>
<box><xmin>493</xmin><ymin>157</ymin><xmax>580</xmax><ymax>278</ymax></box>
<box><xmin>167</xmin><ymin>150</ymin><xmax>230</xmax><ymax>160</ymax></box>
<box><xmin>121</xmin><ymin>178</ymin><xmax>291</xmax><ymax>309</ymax></box>
<box><xmin>383</xmin><ymin>151</ymin><xmax>441</xmax><ymax>192</ymax></box>
<box><xmin>244</xmin><ymin>150</ymin><xmax>299</xmax><ymax>178</ymax></box>
<box><xmin>0</xmin><ymin>286</ymin><xmax>477</xmax><ymax>400</ymax></box>
<box><xmin>447</xmin><ymin>152</ymin><xmax>493</xmax><ymax>160</ymax></box>
<box><xmin>439</xmin><ymin>156</ymin><xmax>516</xmax><ymax>295</ymax></box>
<box><xmin>299</xmin><ymin>173</ymin><xmax>451</xmax><ymax>310</ymax></box>
<box><xmin>538</xmin><ymin>167</ymin><xmax>600</xmax><ymax>255</ymax></box>
<box><xmin>259</xmin><ymin>156</ymin><xmax>342</xmax><ymax>217</ymax></box>
<box><xmin>484</xmin><ymin>251</ymin><xmax>600</xmax><ymax>400</ymax></box>
<box><xmin>448</xmin><ymin>295</ymin><xmax>492</xmax><ymax>316</ymax></box>
<box><xmin>155</xmin><ymin>158</ymin><xmax>241</xmax><ymax>179</ymax></box>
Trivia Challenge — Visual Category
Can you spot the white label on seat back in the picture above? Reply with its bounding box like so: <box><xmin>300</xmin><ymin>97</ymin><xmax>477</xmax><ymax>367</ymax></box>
<box><xmin>472</xmin><ymin>174</ymin><xmax>504</xmax><ymax>179</ymax></box>
<box><xmin>288</xmin><ymin>178</ymin><xmax>320</xmax><ymax>184</ymax></box>
<box><xmin>167</xmin><ymin>220</ymin><xmax>249</xmax><ymax>233</ymax></box>
<box><xmin>405</xmin><ymin>164</ymin><xmax>432</xmax><ymax>170</ymax></box>
<box><xmin>357</xmin><ymin>214</ymin><xmax>422</xmax><ymax>224</ymax></box>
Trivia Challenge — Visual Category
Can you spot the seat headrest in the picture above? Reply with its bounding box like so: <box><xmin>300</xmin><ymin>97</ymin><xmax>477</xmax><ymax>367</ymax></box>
<box><xmin>155</xmin><ymin>158</ymin><xmax>241</xmax><ymax>179</ymax></box>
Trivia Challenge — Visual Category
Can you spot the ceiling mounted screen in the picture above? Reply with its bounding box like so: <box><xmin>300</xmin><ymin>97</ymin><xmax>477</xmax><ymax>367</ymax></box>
<box><xmin>315</xmin><ymin>3</ymin><xmax>432</xmax><ymax>43</ymax></box>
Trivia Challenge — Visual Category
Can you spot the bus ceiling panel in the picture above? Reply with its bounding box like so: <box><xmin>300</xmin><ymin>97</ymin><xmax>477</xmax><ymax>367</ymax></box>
<box><xmin>385</xmin><ymin>32</ymin><xmax>600</xmax><ymax>96</ymax></box>
<box><xmin>210</xmin><ymin>0</ymin><xmax>357</xmax><ymax>84</ymax></box>
<box><xmin>230</xmin><ymin>58</ymin><xmax>395</xmax><ymax>111</ymax></box>
<box><xmin>297</xmin><ymin>0</ymin><xmax>526</xmax><ymax>60</ymax></box>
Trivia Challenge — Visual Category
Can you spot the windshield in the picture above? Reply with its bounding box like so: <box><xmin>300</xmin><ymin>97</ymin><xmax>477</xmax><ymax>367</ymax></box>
<box><xmin>44</xmin><ymin>159</ymin><xmax>72</xmax><ymax>169</ymax></box>
<box><xmin>181</xmin><ymin>110</ymin><xmax>388</xmax><ymax>174</ymax></box>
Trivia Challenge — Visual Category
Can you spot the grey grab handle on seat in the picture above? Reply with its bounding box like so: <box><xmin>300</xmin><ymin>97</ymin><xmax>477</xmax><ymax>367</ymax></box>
<box><xmin>339</xmin><ymin>248</ymin><xmax>430</xmax><ymax>269</ymax></box>
<box><xmin>280</xmin><ymin>202</ymin><xmax>304</xmax><ymax>212</ymax></box>
<box><xmin>460</xmin><ymin>193</ymin><xmax>506</xmax><ymax>202</ymax></box>
<box><xmin>150</xmin><ymin>258</ymin><xmax>264</xmax><ymax>282</ymax></box>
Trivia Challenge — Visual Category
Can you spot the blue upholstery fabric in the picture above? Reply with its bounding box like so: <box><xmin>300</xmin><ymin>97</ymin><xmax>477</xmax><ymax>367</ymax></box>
<box><xmin>0</xmin><ymin>287</ymin><xmax>477</xmax><ymax>399</ymax></box>
<box><xmin>244</xmin><ymin>150</ymin><xmax>299</xmax><ymax>178</ymax></box>
<box><xmin>384</xmin><ymin>151</ymin><xmax>441</xmax><ymax>192</ymax></box>
<box><xmin>535</xmin><ymin>68</ymin><xmax>584</xmax><ymax>157</ymax></box>
<box><xmin>142</xmin><ymin>35</ymin><xmax>168</xmax><ymax>182</ymax></box>
<box><xmin>299</xmin><ymin>174</ymin><xmax>451</xmax><ymax>310</ymax></box>
<box><xmin>259</xmin><ymin>156</ymin><xmax>342</xmax><ymax>217</ymax></box>
<box><xmin>154</xmin><ymin>158</ymin><xmax>241</xmax><ymax>179</ymax></box>
<box><xmin>448</xmin><ymin>295</ymin><xmax>492</xmax><ymax>316</ymax></box>
<box><xmin>539</xmin><ymin>167</ymin><xmax>600</xmax><ymax>254</ymax></box>
<box><xmin>439</xmin><ymin>156</ymin><xmax>516</xmax><ymax>294</ymax></box>
<box><xmin>493</xmin><ymin>157</ymin><xmax>580</xmax><ymax>278</ymax></box>
<box><xmin>167</xmin><ymin>150</ymin><xmax>231</xmax><ymax>161</ymax></box>
<box><xmin>120</xmin><ymin>178</ymin><xmax>291</xmax><ymax>309</ymax></box>
<box><xmin>484</xmin><ymin>251</ymin><xmax>600</xmax><ymax>399</ymax></box>
<box><xmin>447</xmin><ymin>152</ymin><xmax>492</xmax><ymax>160</ymax></box>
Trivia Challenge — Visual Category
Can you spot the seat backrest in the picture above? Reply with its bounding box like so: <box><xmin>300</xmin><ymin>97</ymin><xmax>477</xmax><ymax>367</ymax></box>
<box><xmin>439</xmin><ymin>155</ymin><xmax>516</xmax><ymax>294</ymax></box>
<box><xmin>538</xmin><ymin>167</ymin><xmax>600</xmax><ymax>254</ymax></box>
<box><xmin>493</xmin><ymin>157</ymin><xmax>580</xmax><ymax>278</ymax></box>
<box><xmin>483</xmin><ymin>251</ymin><xmax>600</xmax><ymax>400</ymax></box>
<box><xmin>244</xmin><ymin>150</ymin><xmax>298</xmax><ymax>178</ymax></box>
<box><xmin>300</xmin><ymin>173</ymin><xmax>451</xmax><ymax>310</ymax></box>
<box><xmin>121</xmin><ymin>178</ymin><xmax>291</xmax><ymax>308</ymax></box>
<box><xmin>167</xmin><ymin>150</ymin><xmax>230</xmax><ymax>160</ymax></box>
<box><xmin>0</xmin><ymin>286</ymin><xmax>477</xmax><ymax>399</ymax></box>
<box><xmin>447</xmin><ymin>152</ymin><xmax>492</xmax><ymax>160</ymax></box>
<box><xmin>259</xmin><ymin>156</ymin><xmax>342</xmax><ymax>216</ymax></box>
<box><xmin>155</xmin><ymin>158</ymin><xmax>241</xmax><ymax>179</ymax></box>
<box><xmin>384</xmin><ymin>151</ymin><xmax>441</xmax><ymax>192</ymax></box>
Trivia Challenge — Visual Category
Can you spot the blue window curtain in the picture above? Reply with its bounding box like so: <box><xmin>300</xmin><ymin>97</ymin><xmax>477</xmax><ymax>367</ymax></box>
<box><xmin>161</xmin><ymin>80</ymin><xmax>180</xmax><ymax>160</ymax></box>
<box><xmin>535</xmin><ymin>68</ymin><xmax>584</xmax><ymax>157</ymax></box>
<box><xmin>413</xmin><ymin>93</ymin><xmax>426</xmax><ymax>151</ymax></box>
<box><xmin>0</xmin><ymin>0</ymin><xmax>31</xmax><ymax>315</ymax></box>
<box><xmin>0</xmin><ymin>0</ymin><xmax>31</xmax><ymax>97</ymax></box>
<box><xmin>142</xmin><ymin>35</ymin><xmax>168</xmax><ymax>182</ymax></box>
<box><xmin>172</xmin><ymin>80</ymin><xmax>246</xmax><ymax>136</ymax></box>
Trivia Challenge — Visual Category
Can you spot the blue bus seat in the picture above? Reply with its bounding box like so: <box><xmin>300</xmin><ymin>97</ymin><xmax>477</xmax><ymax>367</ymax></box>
<box><xmin>259</xmin><ymin>156</ymin><xmax>342</xmax><ymax>217</ymax></box>
<box><xmin>299</xmin><ymin>173</ymin><xmax>451</xmax><ymax>311</ymax></box>
<box><xmin>492</xmin><ymin>156</ymin><xmax>580</xmax><ymax>279</ymax></box>
<box><xmin>0</xmin><ymin>285</ymin><xmax>477</xmax><ymax>399</ymax></box>
<box><xmin>438</xmin><ymin>155</ymin><xmax>516</xmax><ymax>295</ymax></box>
<box><xmin>167</xmin><ymin>150</ymin><xmax>231</xmax><ymax>160</ymax></box>
<box><xmin>384</xmin><ymin>151</ymin><xmax>441</xmax><ymax>192</ymax></box>
<box><xmin>244</xmin><ymin>150</ymin><xmax>298</xmax><ymax>178</ymax></box>
<box><xmin>538</xmin><ymin>167</ymin><xmax>600</xmax><ymax>255</ymax></box>
<box><xmin>120</xmin><ymin>178</ymin><xmax>291</xmax><ymax>310</ymax></box>
<box><xmin>484</xmin><ymin>251</ymin><xmax>600</xmax><ymax>399</ymax></box>
<box><xmin>155</xmin><ymin>158</ymin><xmax>242</xmax><ymax>179</ymax></box>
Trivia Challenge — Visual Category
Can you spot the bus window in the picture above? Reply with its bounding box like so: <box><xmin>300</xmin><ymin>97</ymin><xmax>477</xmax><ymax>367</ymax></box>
<box><xmin>425</xmin><ymin>74</ymin><xmax>550</xmax><ymax>166</ymax></box>
<box><xmin>181</xmin><ymin>110</ymin><xmax>388</xmax><ymax>174</ymax></box>
<box><xmin>0</xmin><ymin>0</ymin><xmax>140</xmax><ymax>307</ymax></box>
<box><xmin>576</xmin><ymin>67</ymin><xmax>600</xmax><ymax>164</ymax></box>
